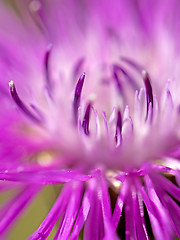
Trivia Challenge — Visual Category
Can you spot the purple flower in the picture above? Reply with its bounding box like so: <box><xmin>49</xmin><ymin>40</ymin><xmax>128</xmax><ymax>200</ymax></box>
<box><xmin>0</xmin><ymin>0</ymin><xmax>180</xmax><ymax>239</ymax></box>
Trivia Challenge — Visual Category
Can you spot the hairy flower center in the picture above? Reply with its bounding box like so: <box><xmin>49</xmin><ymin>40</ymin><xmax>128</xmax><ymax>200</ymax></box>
<box><xmin>8</xmin><ymin>51</ymin><xmax>164</xmax><ymax>172</ymax></box>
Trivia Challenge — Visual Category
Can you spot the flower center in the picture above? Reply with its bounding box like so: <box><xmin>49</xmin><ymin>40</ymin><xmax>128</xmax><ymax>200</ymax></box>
<box><xmin>8</xmin><ymin>50</ymin><xmax>161</xmax><ymax>171</ymax></box>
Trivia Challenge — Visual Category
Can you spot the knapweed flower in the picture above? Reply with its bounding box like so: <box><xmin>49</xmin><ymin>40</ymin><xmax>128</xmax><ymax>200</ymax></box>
<box><xmin>0</xmin><ymin>0</ymin><xmax>180</xmax><ymax>239</ymax></box>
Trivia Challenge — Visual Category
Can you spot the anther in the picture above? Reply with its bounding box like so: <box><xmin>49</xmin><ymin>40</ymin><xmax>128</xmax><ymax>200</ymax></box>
<box><xmin>44</xmin><ymin>44</ymin><xmax>53</xmax><ymax>93</ymax></box>
<box><xmin>115</xmin><ymin>109</ymin><xmax>122</xmax><ymax>145</ymax></box>
<box><xmin>9</xmin><ymin>81</ymin><xmax>42</xmax><ymax>124</ymax></box>
<box><xmin>73</xmin><ymin>57</ymin><xmax>85</xmax><ymax>79</ymax></box>
<box><xmin>142</xmin><ymin>70</ymin><xmax>153</xmax><ymax>120</ymax></box>
<box><xmin>113</xmin><ymin>65</ymin><xmax>123</xmax><ymax>96</ymax></box>
<box><xmin>113</xmin><ymin>64</ymin><xmax>138</xmax><ymax>90</ymax></box>
<box><xmin>73</xmin><ymin>73</ymin><xmax>85</xmax><ymax>124</ymax></box>
<box><xmin>82</xmin><ymin>102</ymin><xmax>91</xmax><ymax>136</ymax></box>
<box><xmin>120</xmin><ymin>56</ymin><xmax>142</xmax><ymax>73</ymax></box>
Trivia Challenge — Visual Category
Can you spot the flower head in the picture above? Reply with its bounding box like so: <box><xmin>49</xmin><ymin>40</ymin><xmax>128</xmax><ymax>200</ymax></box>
<box><xmin>0</xmin><ymin>0</ymin><xmax>180</xmax><ymax>239</ymax></box>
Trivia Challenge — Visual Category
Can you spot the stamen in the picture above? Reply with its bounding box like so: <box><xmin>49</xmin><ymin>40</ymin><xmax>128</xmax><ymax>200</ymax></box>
<box><xmin>73</xmin><ymin>57</ymin><xmax>85</xmax><ymax>78</ymax></box>
<box><xmin>9</xmin><ymin>81</ymin><xmax>42</xmax><ymax>124</ymax></box>
<box><xmin>102</xmin><ymin>111</ymin><xmax>109</xmax><ymax>137</ymax></box>
<box><xmin>92</xmin><ymin>107</ymin><xmax>100</xmax><ymax>139</ymax></box>
<box><xmin>82</xmin><ymin>102</ymin><xmax>91</xmax><ymax>136</ymax></box>
<box><xmin>113</xmin><ymin>64</ymin><xmax>138</xmax><ymax>90</ymax></box>
<box><xmin>115</xmin><ymin>110</ymin><xmax>122</xmax><ymax>145</ymax></box>
<box><xmin>30</xmin><ymin>104</ymin><xmax>44</xmax><ymax>121</ymax></box>
<box><xmin>113</xmin><ymin>65</ymin><xmax>123</xmax><ymax>96</ymax></box>
<box><xmin>120</xmin><ymin>56</ymin><xmax>142</xmax><ymax>73</ymax></box>
<box><xmin>142</xmin><ymin>70</ymin><xmax>153</xmax><ymax>120</ymax></box>
<box><xmin>44</xmin><ymin>44</ymin><xmax>53</xmax><ymax>93</ymax></box>
<box><xmin>73</xmin><ymin>73</ymin><xmax>85</xmax><ymax>124</ymax></box>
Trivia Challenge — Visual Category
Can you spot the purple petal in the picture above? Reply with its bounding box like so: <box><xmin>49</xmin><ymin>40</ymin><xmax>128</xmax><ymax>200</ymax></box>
<box><xmin>150</xmin><ymin>173</ymin><xmax>180</xmax><ymax>237</ymax></box>
<box><xmin>99</xmin><ymin>177</ymin><xmax>118</xmax><ymax>240</ymax></box>
<box><xmin>0</xmin><ymin>185</ymin><xmax>39</xmax><ymax>235</ymax></box>
<box><xmin>112</xmin><ymin>180</ymin><xmax>128</xmax><ymax>229</ymax></box>
<box><xmin>54</xmin><ymin>182</ymin><xmax>83</xmax><ymax>239</ymax></box>
<box><xmin>83</xmin><ymin>180</ymin><xmax>101</xmax><ymax>240</ymax></box>
<box><xmin>161</xmin><ymin>193</ymin><xmax>180</xmax><ymax>237</ymax></box>
<box><xmin>151</xmin><ymin>172</ymin><xmax>180</xmax><ymax>202</ymax></box>
<box><xmin>136</xmin><ymin>177</ymin><xmax>171</xmax><ymax>240</ymax></box>
<box><xmin>70</xmin><ymin>186</ymin><xmax>92</xmax><ymax>240</ymax></box>
<box><xmin>29</xmin><ymin>183</ymin><xmax>72</xmax><ymax>240</ymax></box>
<box><xmin>125</xmin><ymin>185</ymin><xmax>137</xmax><ymax>240</ymax></box>
<box><xmin>0</xmin><ymin>169</ymin><xmax>91</xmax><ymax>184</ymax></box>
<box><xmin>135</xmin><ymin>192</ymin><xmax>149</xmax><ymax>240</ymax></box>
<box><xmin>144</xmin><ymin>175</ymin><xmax>173</xmax><ymax>240</ymax></box>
